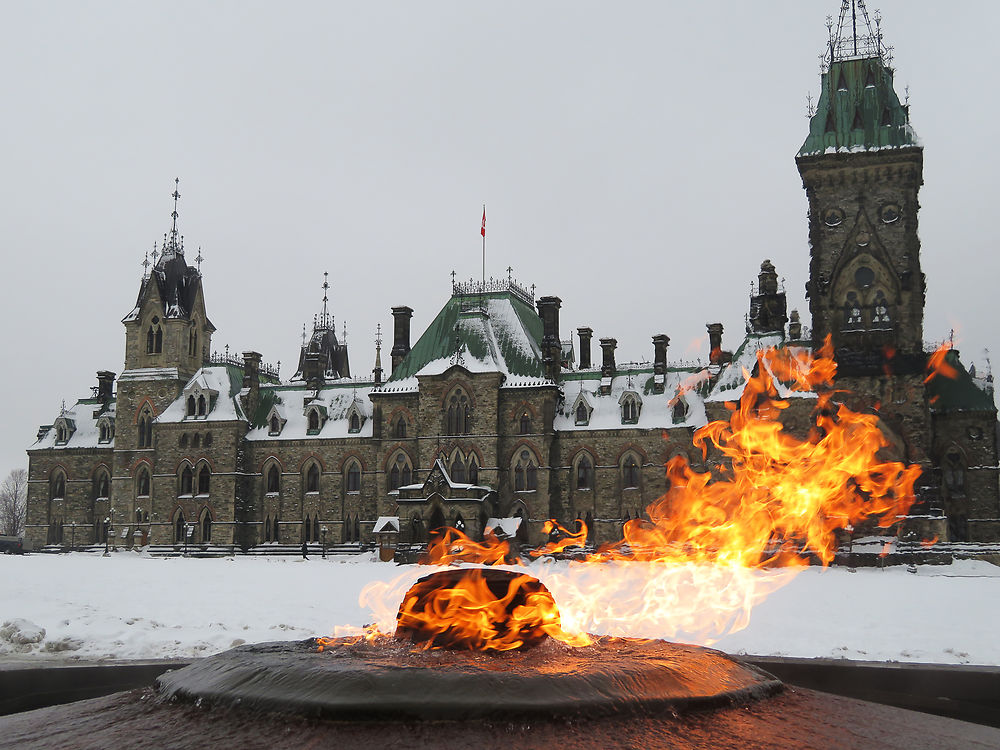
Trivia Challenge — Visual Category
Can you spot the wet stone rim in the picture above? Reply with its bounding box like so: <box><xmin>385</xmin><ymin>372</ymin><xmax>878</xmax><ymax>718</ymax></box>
<box><xmin>155</xmin><ymin>637</ymin><xmax>784</xmax><ymax>721</ymax></box>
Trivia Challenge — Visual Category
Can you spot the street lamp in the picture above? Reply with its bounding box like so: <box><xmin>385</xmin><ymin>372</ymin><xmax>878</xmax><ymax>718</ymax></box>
<box><xmin>321</xmin><ymin>525</ymin><xmax>328</xmax><ymax>559</ymax></box>
<box><xmin>103</xmin><ymin>516</ymin><xmax>110</xmax><ymax>557</ymax></box>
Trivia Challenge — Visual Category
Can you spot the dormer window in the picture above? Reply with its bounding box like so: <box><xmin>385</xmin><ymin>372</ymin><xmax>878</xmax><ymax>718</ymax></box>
<box><xmin>619</xmin><ymin>391</ymin><xmax>642</xmax><ymax>424</ymax></box>
<box><xmin>304</xmin><ymin>404</ymin><xmax>327</xmax><ymax>435</ymax></box>
<box><xmin>308</xmin><ymin>410</ymin><xmax>320</xmax><ymax>432</ymax></box>
<box><xmin>53</xmin><ymin>415</ymin><xmax>76</xmax><ymax>445</ymax></box>
<box><xmin>270</xmin><ymin>415</ymin><xmax>281</xmax><ymax>434</ymax></box>
<box><xmin>571</xmin><ymin>392</ymin><xmax>593</xmax><ymax>426</ymax></box>
<box><xmin>672</xmin><ymin>398</ymin><xmax>688</xmax><ymax>424</ymax></box>
<box><xmin>197</xmin><ymin>395</ymin><xmax>207</xmax><ymax>416</ymax></box>
<box><xmin>265</xmin><ymin>406</ymin><xmax>286</xmax><ymax>436</ymax></box>
<box><xmin>186</xmin><ymin>396</ymin><xmax>196</xmax><ymax>417</ymax></box>
<box><xmin>346</xmin><ymin>402</ymin><xmax>366</xmax><ymax>434</ymax></box>
<box><xmin>56</xmin><ymin>424</ymin><xmax>68</xmax><ymax>444</ymax></box>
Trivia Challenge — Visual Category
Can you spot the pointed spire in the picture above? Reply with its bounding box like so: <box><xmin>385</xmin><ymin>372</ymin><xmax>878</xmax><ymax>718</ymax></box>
<box><xmin>373</xmin><ymin>323</ymin><xmax>383</xmax><ymax>386</ymax></box>
<box><xmin>321</xmin><ymin>271</ymin><xmax>330</xmax><ymax>328</ymax></box>
<box><xmin>827</xmin><ymin>0</ymin><xmax>884</xmax><ymax>65</ymax></box>
<box><xmin>195</xmin><ymin>246</ymin><xmax>204</xmax><ymax>274</ymax></box>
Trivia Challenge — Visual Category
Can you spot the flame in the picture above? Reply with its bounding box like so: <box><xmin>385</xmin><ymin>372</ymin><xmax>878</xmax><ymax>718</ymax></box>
<box><xmin>924</xmin><ymin>342</ymin><xmax>959</xmax><ymax>384</ymax></box>
<box><xmin>333</xmin><ymin>339</ymin><xmax>920</xmax><ymax>651</ymax></box>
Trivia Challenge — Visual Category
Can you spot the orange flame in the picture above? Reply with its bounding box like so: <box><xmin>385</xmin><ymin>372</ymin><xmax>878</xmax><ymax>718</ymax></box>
<box><xmin>924</xmin><ymin>342</ymin><xmax>959</xmax><ymax>384</ymax></box>
<box><xmin>336</xmin><ymin>339</ymin><xmax>920</xmax><ymax>650</ymax></box>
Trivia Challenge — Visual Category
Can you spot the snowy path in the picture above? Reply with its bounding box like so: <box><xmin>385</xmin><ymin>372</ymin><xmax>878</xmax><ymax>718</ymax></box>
<box><xmin>1</xmin><ymin>553</ymin><xmax>998</xmax><ymax>665</ymax></box>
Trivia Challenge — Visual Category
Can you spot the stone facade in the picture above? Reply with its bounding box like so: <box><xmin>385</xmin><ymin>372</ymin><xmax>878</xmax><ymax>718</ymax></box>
<box><xmin>25</xmin><ymin>19</ymin><xmax>1000</xmax><ymax>552</ymax></box>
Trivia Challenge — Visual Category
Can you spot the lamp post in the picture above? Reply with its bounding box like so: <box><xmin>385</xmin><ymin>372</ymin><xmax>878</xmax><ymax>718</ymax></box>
<box><xmin>70</xmin><ymin>522</ymin><xmax>76</xmax><ymax>551</ymax></box>
<box><xmin>321</xmin><ymin>525</ymin><xmax>328</xmax><ymax>559</ymax></box>
<box><xmin>184</xmin><ymin>523</ymin><xmax>193</xmax><ymax>556</ymax></box>
<box><xmin>103</xmin><ymin>516</ymin><xmax>110</xmax><ymax>557</ymax></box>
<box><xmin>110</xmin><ymin>507</ymin><xmax>116</xmax><ymax>552</ymax></box>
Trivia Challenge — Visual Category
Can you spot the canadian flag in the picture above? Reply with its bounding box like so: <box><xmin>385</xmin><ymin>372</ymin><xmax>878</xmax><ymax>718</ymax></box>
<box><xmin>481</xmin><ymin>207</ymin><xmax>486</xmax><ymax>238</ymax></box>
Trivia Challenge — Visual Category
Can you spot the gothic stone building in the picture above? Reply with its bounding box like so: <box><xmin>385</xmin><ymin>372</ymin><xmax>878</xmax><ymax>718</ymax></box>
<box><xmin>25</xmin><ymin>13</ymin><xmax>1000</xmax><ymax>552</ymax></box>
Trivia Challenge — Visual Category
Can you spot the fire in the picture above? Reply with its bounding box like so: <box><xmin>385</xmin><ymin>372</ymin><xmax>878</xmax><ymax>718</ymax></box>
<box><xmin>331</xmin><ymin>339</ymin><xmax>920</xmax><ymax>651</ymax></box>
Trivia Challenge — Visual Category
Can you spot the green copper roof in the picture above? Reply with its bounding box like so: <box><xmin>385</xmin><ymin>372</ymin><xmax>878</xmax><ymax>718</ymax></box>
<box><xmin>926</xmin><ymin>351</ymin><xmax>997</xmax><ymax>413</ymax></box>
<box><xmin>388</xmin><ymin>289</ymin><xmax>545</xmax><ymax>381</ymax></box>
<box><xmin>799</xmin><ymin>56</ymin><xmax>918</xmax><ymax>157</ymax></box>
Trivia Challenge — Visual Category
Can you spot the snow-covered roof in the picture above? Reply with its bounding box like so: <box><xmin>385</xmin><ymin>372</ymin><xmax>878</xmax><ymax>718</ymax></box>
<box><xmin>372</xmin><ymin>516</ymin><xmax>400</xmax><ymax>534</ymax></box>
<box><xmin>246</xmin><ymin>382</ymin><xmax>375</xmax><ymax>441</ymax></box>
<box><xmin>486</xmin><ymin>517</ymin><xmax>522</xmax><ymax>537</ymax></box>
<box><xmin>707</xmin><ymin>334</ymin><xmax>817</xmax><ymax>403</ymax></box>
<box><xmin>158</xmin><ymin>365</ymin><xmax>247</xmax><ymax>424</ymax></box>
<box><xmin>30</xmin><ymin>400</ymin><xmax>114</xmax><ymax>451</ymax></box>
<box><xmin>555</xmin><ymin>368</ymin><xmax>710</xmax><ymax>431</ymax></box>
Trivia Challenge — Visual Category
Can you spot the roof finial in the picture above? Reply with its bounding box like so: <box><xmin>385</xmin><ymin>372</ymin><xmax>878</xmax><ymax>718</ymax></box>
<box><xmin>373</xmin><ymin>323</ymin><xmax>383</xmax><ymax>385</ymax></box>
<box><xmin>342</xmin><ymin>320</ymin><xmax>347</xmax><ymax>344</ymax></box>
<box><xmin>171</xmin><ymin>178</ymin><xmax>181</xmax><ymax>235</ymax></box>
<box><xmin>142</xmin><ymin>250</ymin><xmax>150</xmax><ymax>279</ymax></box>
<box><xmin>195</xmin><ymin>246</ymin><xmax>204</xmax><ymax>274</ymax></box>
<box><xmin>827</xmin><ymin>0</ymin><xmax>882</xmax><ymax>65</ymax></box>
<box><xmin>321</xmin><ymin>272</ymin><xmax>330</xmax><ymax>328</ymax></box>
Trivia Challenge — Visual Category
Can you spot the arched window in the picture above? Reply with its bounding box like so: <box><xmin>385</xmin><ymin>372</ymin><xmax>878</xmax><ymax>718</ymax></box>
<box><xmin>514</xmin><ymin>450</ymin><xmax>537</xmax><ymax>491</ymax></box>
<box><xmin>451</xmin><ymin>455</ymin><xmax>466</xmax><ymax>483</ymax></box>
<box><xmin>98</xmin><ymin>421</ymin><xmax>112</xmax><ymax>443</ymax></box>
<box><xmin>269</xmin><ymin>415</ymin><xmax>281</xmax><ymax>435</ymax></box>
<box><xmin>266</xmin><ymin>465</ymin><xmax>280</xmax><ymax>494</ymax></box>
<box><xmin>180</xmin><ymin>465</ymin><xmax>193</xmax><ymax>495</ymax></box>
<box><xmin>519</xmin><ymin>412</ymin><xmax>531</xmax><ymax>435</ymax></box>
<box><xmin>622</xmin><ymin>456</ymin><xmax>639</xmax><ymax>489</ymax></box>
<box><xmin>306</xmin><ymin>464</ymin><xmax>320</xmax><ymax>493</ymax></box>
<box><xmin>154</xmin><ymin>326</ymin><xmax>162</xmax><ymax>353</ymax></box>
<box><xmin>576</xmin><ymin>454</ymin><xmax>593</xmax><ymax>490</ymax></box>
<box><xmin>308</xmin><ymin>409</ymin><xmax>320</xmax><ymax>433</ymax></box>
<box><xmin>180</xmin><ymin>433</ymin><xmax>189</xmax><ymax>448</ymax></box>
<box><xmin>872</xmin><ymin>290</ymin><xmax>892</xmax><ymax>327</ymax></box>
<box><xmin>147</xmin><ymin>318</ymin><xmax>162</xmax><ymax>354</ymax></box>
<box><xmin>138</xmin><ymin>408</ymin><xmax>153</xmax><ymax>448</ymax></box>
<box><xmin>346</xmin><ymin>462</ymin><xmax>361</xmax><ymax>492</ymax></box>
<box><xmin>394</xmin><ymin>417</ymin><xmax>407</xmax><ymax>439</ymax></box>
<box><xmin>446</xmin><ymin>388</ymin><xmax>472</xmax><ymax>435</ymax></box>
<box><xmin>468</xmin><ymin>457</ymin><xmax>478</xmax><ymax>485</ymax></box>
<box><xmin>389</xmin><ymin>462</ymin><xmax>400</xmax><ymax>491</ymax></box>
<box><xmin>56</xmin><ymin>424</ymin><xmax>68</xmax><ymax>443</ymax></box>
<box><xmin>175</xmin><ymin>512</ymin><xmax>186</xmax><ymax>543</ymax></box>
<box><xmin>197</xmin><ymin>465</ymin><xmax>210</xmax><ymax>495</ymax></box>
<box><xmin>51</xmin><ymin>472</ymin><xmax>66</xmax><ymax>499</ymax></box>
<box><xmin>575</xmin><ymin>401</ymin><xmax>589</xmax><ymax>425</ymax></box>
<box><xmin>303</xmin><ymin>514</ymin><xmax>312</xmax><ymax>542</ymax></box>
<box><xmin>621</xmin><ymin>395</ymin><xmax>639</xmax><ymax>424</ymax></box>
<box><xmin>672</xmin><ymin>400</ymin><xmax>687</xmax><ymax>424</ymax></box>
<box><xmin>388</xmin><ymin>454</ymin><xmax>411</xmax><ymax>491</ymax></box>
<box><xmin>186</xmin><ymin>396</ymin><xmax>196</xmax><ymax>417</ymax></box>
<box><xmin>313</xmin><ymin>516</ymin><xmax>320</xmax><ymax>543</ymax></box>
<box><xmin>201</xmin><ymin>510</ymin><xmax>212</xmax><ymax>543</ymax></box>
<box><xmin>355</xmin><ymin>517</ymin><xmax>361</xmax><ymax>543</ymax></box>
<box><xmin>95</xmin><ymin>471</ymin><xmax>109</xmax><ymax>499</ymax></box>
<box><xmin>197</xmin><ymin>395</ymin><xmax>207</xmax><ymax>417</ymax></box>
<box><xmin>844</xmin><ymin>291</ymin><xmax>863</xmax><ymax>330</ymax></box>
<box><xmin>349</xmin><ymin>413</ymin><xmax>361</xmax><ymax>433</ymax></box>
<box><xmin>146</xmin><ymin>327</ymin><xmax>155</xmax><ymax>354</ymax></box>
<box><xmin>204</xmin><ymin>433</ymin><xmax>212</xmax><ymax>447</ymax></box>
<box><xmin>265</xmin><ymin>516</ymin><xmax>272</xmax><ymax>543</ymax></box>
<box><xmin>137</xmin><ymin>467</ymin><xmax>150</xmax><ymax>497</ymax></box>
<box><xmin>273</xmin><ymin>516</ymin><xmax>281</xmax><ymax>543</ymax></box>
<box><xmin>192</xmin><ymin>434</ymin><xmax>201</xmax><ymax>449</ymax></box>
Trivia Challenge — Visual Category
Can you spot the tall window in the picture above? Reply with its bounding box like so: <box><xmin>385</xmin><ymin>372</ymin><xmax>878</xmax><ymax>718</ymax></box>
<box><xmin>180</xmin><ymin>465</ymin><xmax>194</xmax><ymax>495</ymax></box>
<box><xmin>197</xmin><ymin>395</ymin><xmax>207</xmax><ymax>417</ymax></box>
<box><xmin>306</xmin><ymin>464</ymin><xmax>320</xmax><ymax>493</ymax></box>
<box><xmin>137</xmin><ymin>467</ymin><xmax>150</xmax><ymax>497</ymax></box>
<box><xmin>576</xmin><ymin>454</ymin><xmax>593</xmax><ymax>490</ymax></box>
<box><xmin>265</xmin><ymin>516</ymin><xmax>272</xmax><ymax>543</ymax></box>
<box><xmin>468</xmin><ymin>457</ymin><xmax>478</xmax><ymax>485</ymax></box>
<box><xmin>308</xmin><ymin>410</ymin><xmax>320</xmax><ymax>433</ymax></box>
<box><xmin>266</xmin><ymin>465</ymin><xmax>281</xmax><ymax>493</ymax></box>
<box><xmin>269</xmin><ymin>415</ymin><xmax>281</xmax><ymax>435</ymax></box>
<box><xmin>519</xmin><ymin>412</ymin><xmax>531</xmax><ymax>435</ymax></box>
<box><xmin>872</xmin><ymin>290</ymin><xmax>892</xmax><ymax>327</ymax></box>
<box><xmin>197</xmin><ymin>465</ymin><xmax>210</xmax><ymax>495</ymax></box>
<box><xmin>349</xmin><ymin>413</ymin><xmax>361</xmax><ymax>433</ymax></box>
<box><xmin>844</xmin><ymin>292</ymin><xmax>863</xmax><ymax>330</ymax></box>
<box><xmin>146</xmin><ymin>318</ymin><xmax>163</xmax><ymax>354</ymax></box>
<box><xmin>451</xmin><ymin>455</ymin><xmax>466</xmax><ymax>483</ymax></box>
<box><xmin>187</xmin><ymin>396</ymin><xmax>196</xmax><ymax>417</ymax></box>
<box><xmin>514</xmin><ymin>450</ymin><xmax>537</xmax><ymax>491</ymax></box>
<box><xmin>51</xmin><ymin>472</ymin><xmax>66</xmax><ymax>499</ymax></box>
<box><xmin>446</xmin><ymin>388</ymin><xmax>472</xmax><ymax>435</ymax></box>
<box><xmin>622</xmin><ymin>456</ymin><xmax>639</xmax><ymax>489</ymax></box>
<box><xmin>621</xmin><ymin>395</ymin><xmax>639</xmax><ymax>423</ymax></box>
<box><xmin>175</xmin><ymin>512</ymin><xmax>186</xmax><ymax>543</ymax></box>
<box><xmin>138</xmin><ymin>408</ymin><xmax>153</xmax><ymax>448</ymax></box>
<box><xmin>394</xmin><ymin>417</ymin><xmax>407</xmax><ymax>439</ymax></box>
<box><xmin>95</xmin><ymin>471</ymin><xmax>109</xmax><ymax>499</ymax></box>
<box><xmin>672</xmin><ymin>400</ymin><xmax>687</xmax><ymax>424</ymax></box>
<box><xmin>575</xmin><ymin>401</ymin><xmax>589</xmax><ymax>425</ymax></box>
<box><xmin>346</xmin><ymin>462</ymin><xmax>361</xmax><ymax>492</ymax></box>
<box><xmin>201</xmin><ymin>510</ymin><xmax>212</xmax><ymax>543</ymax></box>
<box><xmin>388</xmin><ymin>454</ymin><xmax>412</xmax><ymax>491</ymax></box>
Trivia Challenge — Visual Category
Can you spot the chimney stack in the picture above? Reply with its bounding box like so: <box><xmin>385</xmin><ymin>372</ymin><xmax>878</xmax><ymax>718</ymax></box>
<box><xmin>599</xmin><ymin>338</ymin><xmax>617</xmax><ymax>395</ymax></box>
<box><xmin>707</xmin><ymin>323</ymin><xmax>724</xmax><ymax>364</ymax></box>
<box><xmin>536</xmin><ymin>296</ymin><xmax>562</xmax><ymax>381</ymax></box>
<box><xmin>96</xmin><ymin>371</ymin><xmax>115</xmax><ymax>405</ymax></box>
<box><xmin>390</xmin><ymin>306</ymin><xmax>413</xmax><ymax>374</ymax></box>
<box><xmin>577</xmin><ymin>327</ymin><xmax>593</xmax><ymax>369</ymax></box>
<box><xmin>788</xmin><ymin>309</ymin><xmax>802</xmax><ymax>340</ymax></box>
<box><xmin>242</xmin><ymin>351</ymin><xmax>262</xmax><ymax>417</ymax></box>
<box><xmin>652</xmin><ymin>335</ymin><xmax>669</xmax><ymax>394</ymax></box>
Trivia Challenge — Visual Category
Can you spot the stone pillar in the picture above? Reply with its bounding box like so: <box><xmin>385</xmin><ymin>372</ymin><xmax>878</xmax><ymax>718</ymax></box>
<box><xmin>788</xmin><ymin>310</ymin><xmax>802</xmax><ymax>340</ymax></box>
<box><xmin>707</xmin><ymin>323</ymin><xmax>724</xmax><ymax>364</ymax></box>
<box><xmin>652</xmin><ymin>335</ymin><xmax>669</xmax><ymax>394</ymax></box>
<box><xmin>577</xmin><ymin>327</ymin><xmax>593</xmax><ymax>369</ymax></box>
<box><xmin>242</xmin><ymin>351</ymin><xmax>262</xmax><ymax>418</ymax></box>
<box><xmin>536</xmin><ymin>296</ymin><xmax>562</xmax><ymax>382</ymax></box>
<box><xmin>599</xmin><ymin>338</ymin><xmax>617</xmax><ymax>395</ymax></box>
<box><xmin>391</xmin><ymin>306</ymin><xmax>413</xmax><ymax>374</ymax></box>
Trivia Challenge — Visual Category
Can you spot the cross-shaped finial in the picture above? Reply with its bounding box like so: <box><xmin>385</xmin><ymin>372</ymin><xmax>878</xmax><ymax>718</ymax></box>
<box><xmin>151</xmin><ymin>240</ymin><xmax>159</xmax><ymax>265</ymax></box>
<box><xmin>302</xmin><ymin>323</ymin><xmax>307</xmax><ymax>345</ymax></box>
<box><xmin>342</xmin><ymin>321</ymin><xmax>347</xmax><ymax>344</ymax></box>
<box><xmin>171</xmin><ymin>178</ymin><xmax>181</xmax><ymax>232</ymax></box>
<box><xmin>506</xmin><ymin>265</ymin><xmax>513</xmax><ymax>281</ymax></box>
<box><xmin>375</xmin><ymin>322</ymin><xmax>382</xmax><ymax>348</ymax></box>
<box><xmin>195</xmin><ymin>247</ymin><xmax>204</xmax><ymax>272</ymax></box>
<box><xmin>450</xmin><ymin>269</ymin><xmax>456</xmax><ymax>285</ymax></box>
<box><xmin>530</xmin><ymin>283</ymin><xmax>536</xmax><ymax>297</ymax></box>
<box><xmin>142</xmin><ymin>251</ymin><xmax>150</xmax><ymax>275</ymax></box>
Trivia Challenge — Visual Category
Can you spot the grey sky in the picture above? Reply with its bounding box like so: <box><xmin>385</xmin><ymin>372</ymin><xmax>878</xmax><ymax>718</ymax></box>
<box><xmin>2</xmin><ymin>1</ymin><xmax>997</xmax><ymax>476</ymax></box>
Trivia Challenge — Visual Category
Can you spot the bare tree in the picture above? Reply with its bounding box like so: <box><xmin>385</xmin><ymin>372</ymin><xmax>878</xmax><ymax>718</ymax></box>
<box><xmin>0</xmin><ymin>468</ymin><xmax>28</xmax><ymax>536</ymax></box>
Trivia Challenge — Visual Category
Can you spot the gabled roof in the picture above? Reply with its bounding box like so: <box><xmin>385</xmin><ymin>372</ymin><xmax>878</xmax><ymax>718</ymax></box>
<box><xmin>386</xmin><ymin>288</ymin><xmax>545</xmax><ymax>383</ymax></box>
<box><xmin>245</xmin><ymin>380</ymin><xmax>375</xmax><ymax>440</ymax></box>
<box><xmin>926</xmin><ymin>351</ymin><xmax>997</xmax><ymax>413</ymax></box>
<box><xmin>158</xmin><ymin>365</ymin><xmax>247</xmax><ymax>423</ymax></box>
<box><xmin>29</xmin><ymin>398</ymin><xmax>114</xmax><ymax>451</ymax></box>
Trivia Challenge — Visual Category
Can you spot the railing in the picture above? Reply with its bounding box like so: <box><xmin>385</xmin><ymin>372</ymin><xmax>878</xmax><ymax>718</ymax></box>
<box><xmin>452</xmin><ymin>277</ymin><xmax>534</xmax><ymax>307</ymax></box>
<box><xmin>205</xmin><ymin>351</ymin><xmax>281</xmax><ymax>379</ymax></box>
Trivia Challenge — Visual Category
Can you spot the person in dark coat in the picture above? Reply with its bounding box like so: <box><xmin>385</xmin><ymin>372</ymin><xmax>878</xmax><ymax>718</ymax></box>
<box><xmin>301</xmin><ymin>541</ymin><xmax>308</xmax><ymax>559</ymax></box>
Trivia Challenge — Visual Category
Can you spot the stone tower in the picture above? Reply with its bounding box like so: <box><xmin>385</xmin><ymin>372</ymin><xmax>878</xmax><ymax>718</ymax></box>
<box><xmin>112</xmin><ymin>181</ymin><xmax>215</xmax><ymax>524</ymax></box>
<box><xmin>797</xmin><ymin>4</ymin><xmax>924</xmax><ymax>377</ymax></box>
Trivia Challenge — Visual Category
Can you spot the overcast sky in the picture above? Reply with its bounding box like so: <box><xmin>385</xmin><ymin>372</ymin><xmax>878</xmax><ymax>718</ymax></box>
<box><xmin>1</xmin><ymin>1</ymin><xmax>997</xmax><ymax>476</ymax></box>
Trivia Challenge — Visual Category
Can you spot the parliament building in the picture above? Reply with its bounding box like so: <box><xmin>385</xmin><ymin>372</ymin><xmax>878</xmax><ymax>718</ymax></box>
<box><xmin>25</xmin><ymin>8</ymin><xmax>999</xmax><ymax>553</ymax></box>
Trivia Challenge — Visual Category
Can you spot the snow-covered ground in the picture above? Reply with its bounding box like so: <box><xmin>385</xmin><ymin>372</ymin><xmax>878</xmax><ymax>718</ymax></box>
<box><xmin>1</xmin><ymin>552</ymin><xmax>998</xmax><ymax>665</ymax></box>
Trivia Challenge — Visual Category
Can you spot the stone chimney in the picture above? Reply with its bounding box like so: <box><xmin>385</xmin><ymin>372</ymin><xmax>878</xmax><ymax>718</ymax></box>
<box><xmin>536</xmin><ymin>296</ymin><xmax>562</xmax><ymax>381</ymax></box>
<box><xmin>599</xmin><ymin>338</ymin><xmax>617</xmax><ymax>395</ymax></box>
<box><xmin>390</xmin><ymin>306</ymin><xmax>413</xmax><ymax>374</ymax></box>
<box><xmin>788</xmin><ymin>309</ymin><xmax>802</xmax><ymax>340</ymax></box>
<box><xmin>707</xmin><ymin>323</ymin><xmax>724</xmax><ymax>364</ymax></box>
<box><xmin>758</xmin><ymin>259</ymin><xmax>778</xmax><ymax>296</ymax></box>
<box><xmin>652</xmin><ymin>335</ymin><xmax>669</xmax><ymax>394</ymax></box>
<box><xmin>577</xmin><ymin>327</ymin><xmax>593</xmax><ymax>370</ymax></box>
<box><xmin>96</xmin><ymin>371</ymin><xmax>115</xmax><ymax>406</ymax></box>
<box><xmin>242</xmin><ymin>351</ymin><xmax>262</xmax><ymax>418</ymax></box>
